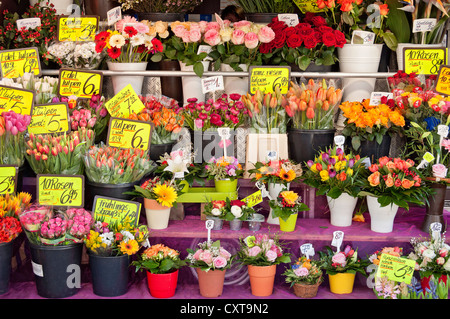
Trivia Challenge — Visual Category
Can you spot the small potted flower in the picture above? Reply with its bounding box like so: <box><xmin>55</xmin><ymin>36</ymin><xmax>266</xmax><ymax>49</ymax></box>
<box><xmin>204</xmin><ymin>156</ymin><xmax>244</xmax><ymax>193</ymax></box>
<box><xmin>84</xmin><ymin>217</ymin><xmax>149</xmax><ymax>297</ymax></box>
<box><xmin>237</xmin><ymin>233</ymin><xmax>291</xmax><ymax>297</ymax></box>
<box><xmin>318</xmin><ymin>245</ymin><xmax>368</xmax><ymax>295</ymax></box>
<box><xmin>223</xmin><ymin>198</ymin><xmax>255</xmax><ymax>231</ymax></box>
<box><xmin>302</xmin><ymin>146</ymin><xmax>366</xmax><ymax>227</ymax></box>
<box><xmin>283</xmin><ymin>256</ymin><xmax>323</xmax><ymax>298</ymax></box>
<box><xmin>203</xmin><ymin>200</ymin><xmax>227</xmax><ymax>230</ymax></box>
<box><xmin>268</xmin><ymin>190</ymin><xmax>309</xmax><ymax>232</ymax></box>
<box><xmin>132</xmin><ymin>243</ymin><xmax>186</xmax><ymax>298</ymax></box>
<box><xmin>186</xmin><ymin>240</ymin><xmax>234</xmax><ymax>298</ymax></box>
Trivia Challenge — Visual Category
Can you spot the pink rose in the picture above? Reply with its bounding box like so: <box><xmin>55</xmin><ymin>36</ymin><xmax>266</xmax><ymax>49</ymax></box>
<box><xmin>199</xmin><ymin>251</ymin><xmax>213</xmax><ymax>265</ymax></box>
<box><xmin>231</xmin><ymin>29</ymin><xmax>245</xmax><ymax>45</ymax></box>
<box><xmin>198</xmin><ymin>20</ymin><xmax>208</xmax><ymax>33</ymax></box>
<box><xmin>331</xmin><ymin>252</ymin><xmax>347</xmax><ymax>266</ymax></box>
<box><xmin>244</xmin><ymin>32</ymin><xmax>259</xmax><ymax>49</ymax></box>
<box><xmin>441</xmin><ymin>139</ymin><xmax>450</xmax><ymax>152</ymax></box>
<box><xmin>194</xmin><ymin>118</ymin><xmax>204</xmax><ymax>129</ymax></box>
<box><xmin>213</xmin><ymin>256</ymin><xmax>227</xmax><ymax>268</ymax></box>
<box><xmin>205</xmin><ymin>21</ymin><xmax>220</xmax><ymax>32</ymax></box>
<box><xmin>204</xmin><ymin>29</ymin><xmax>221</xmax><ymax>46</ymax></box>
<box><xmin>233</xmin><ymin>20</ymin><xmax>252</xmax><ymax>30</ymax></box>
<box><xmin>437</xmin><ymin>257</ymin><xmax>445</xmax><ymax>265</ymax></box>
<box><xmin>432</xmin><ymin>163</ymin><xmax>447</xmax><ymax>179</ymax></box>
<box><xmin>265</xmin><ymin>250</ymin><xmax>277</xmax><ymax>262</ymax></box>
<box><xmin>193</xmin><ymin>249</ymin><xmax>203</xmax><ymax>260</ymax></box>
<box><xmin>172</xmin><ymin>24</ymin><xmax>187</xmax><ymax>38</ymax></box>
<box><xmin>294</xmin><ymin>267</ymin><xmax>309</xmax><ymax>277</ymax></box>
<box><xmin>257</xmin><ymin>26</ymin><xmax>275</xmax><ymax>43</ymax></box>
<box><xmin>247</xmin><ymin>246</ymin><xmax>262</xmax><ymax>257</ymax></box>
<box><xmin>440</xmin><ymin>248</ymin><xmax>448</xmax><ymax>257</ymax></box>
<box><xmin>189</xmin><ymin>29</ymin><xmax>202</xmax><ymax>43</ymax></box>
<box><xmin>219</xmin><ymin>248</ymin><xmax>231</xmax><ymax>260</ymax></box>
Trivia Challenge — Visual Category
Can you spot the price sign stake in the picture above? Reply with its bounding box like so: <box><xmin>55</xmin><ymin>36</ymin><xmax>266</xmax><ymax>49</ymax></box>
<box><xmin>331</xmin><ymin>231</ymin><xmax>344</xmax><ymax>252</ymax></box>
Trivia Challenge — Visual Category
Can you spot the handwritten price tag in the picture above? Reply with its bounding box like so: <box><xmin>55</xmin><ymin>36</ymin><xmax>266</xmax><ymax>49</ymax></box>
<box><xmin>93</xmin><ymin>196</ymin><xmax>141</xmax><ymax>226</ymax></box>
<box><xmin>435</xmin><ymin>65</ymin><xmax>450</xmax><ymax>96</ymax></box>
<box><xmin>107</xmin><ymin>6</ymin><xmax>122</xmax><ymax>26</ymax></box>
<box><xmin>300</xmin><ymin>243</ymin><xmax>315</xmax><ymax>258</ymax></box>
<box><xmin>0</xmin><ymin>166</ymin><xmax>18</xmax><ymax>195</ymax></box>
<box><xmin>376</xmin><ymin>254</ymin><xmax>416</xmax><ymax>284</ymax></box>
<box><xmin>331</xmin><ymin>231</ymin><xmax>344</xmax><ymax>252</ymax></box>
<box><xmin>0</xmin><ymin>47</ymin><xmax>41</xmax><ymax>78</ymax></box>
<box><xmin>0</xmin><ymin>85</ymin><xmax>34</xmax><ymax>115</ymax></box>
<box><xmin>57</xmin><ymin>16</ymin><xmax>99</xmax><ymax>42</ymax></box>
<box><xmin>58</xmin><ymin>69</ymin><xmax>103</xmax><ymax>99</ymax></box>
<box><xmin>37</xmin><ymin>174</ymin><xmax>84</xmax><ymax>207</ymax></box>
<box><xmin>413</xmin><ymin>18</ymin><xmax>437</xmax><ymax>33</ymax></box>
<box><xmin>243</xmin><ymin>190</ymin><xmax>263</xmax><ymax>207</ymax></box>
<box><xmin>277</xmin><ymin>14</ymin><xmax>299</xmax><ymax>27</ymax></box>
<box><xmin>403</xmin><ymin>47</ymin><xmax>447</xmax><ymax>75</ymax></box>
<box><xmin>16</xmin><ymin>18</ymin><xmax>41</xmax><ymax>30</ymax></box>
<box><xmin>107</xmin><ymin>117</ymin><xmax>153</xmax><ymax>151</ymax></box>
<box><xmin>249</xmin><ymin>66</ymin><xmax>290</xmax><ymax>94</ymax></box>
<box><xmin>28</xmin><ymin>103</ymin><xmax>70</xmax><ymax>135</ymax></box>
<box><xmin>104</xmin><ymin>84</ymin><xmax>145</xmax><ymax>118</ymax></box>
<box><xmin>201</xmin><ymin>76</ymin><xmax>224</xmax><ymax>94</ymax></box>
<box><xmin>369</xmin><ymin>92</ymin><xmax>393</xmax><ymax>106</ymax></box>
<box><xmin>351</xmin><ymin>30</ymin><xmax>375</xmax><ymax>44</ymax></box>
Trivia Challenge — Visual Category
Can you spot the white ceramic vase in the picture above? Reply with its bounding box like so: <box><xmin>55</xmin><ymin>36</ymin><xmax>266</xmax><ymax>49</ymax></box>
<box><xmin>107</xmin><ymin>61</ymin><xmax>148</xmax><ymax>95</ymax></box>
<box><xmin>326</xmin><ymin>193</ymin><xmax>358</xmax><ymax>227</ymax></box>
<box><xmin>179</xmin><ymin>61</ymin><xmax>210</xmax><ymax>105</ymax></box>
<box><xmin>366</xmin><ymin>195</ymin><xmax>399</xmax><ymax>233</ymax></box>
<box><xmin>220</xmin><ymin>63</ymin><xmax>249</xmax><ymax>96</ymax></box>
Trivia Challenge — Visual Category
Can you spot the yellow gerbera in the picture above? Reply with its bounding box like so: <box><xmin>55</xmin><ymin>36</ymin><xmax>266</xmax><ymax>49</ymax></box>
<box><xmin>279</xmin><ymin>168</ymin><xmax>296</xmax><ymax>182</ymax></box>
<box><xmin>280</xmin><ymin>191</ymin><xmax>298</xmax><ymax>206</ymax></box>
<box><xmin>153</xmin><ymin>184</ymin><xmax>178</xmax><ymax>207</ymax></box>
<box><xmin>120</xmin><ymin>239</ymin><xmax>139</xmax><ymax>255</ymax></box>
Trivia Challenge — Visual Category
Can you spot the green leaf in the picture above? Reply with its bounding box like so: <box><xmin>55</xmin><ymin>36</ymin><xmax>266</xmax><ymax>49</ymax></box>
<box><xmin>352</xmin><ymin>136</ymin><xmax>361</xmax><ymax>151</ymax></box>
<box><xmin>297</xmin><ymin>55</ymin><xmax>311</xmax><ymax>71</ymax></box>
<box><xmin>382</xmin><ymin>31</ymin><xmax>398</xmax><ymax>51</ymax></box>
<box><xmin>386</xmin><ymin>0</ymin><xmax>411</xmax><ymax>43</ymax></box>
<box><xmin>193</xmin><ymin>61</ymin><xmax>204</xmax><ymax>77</ymax></box>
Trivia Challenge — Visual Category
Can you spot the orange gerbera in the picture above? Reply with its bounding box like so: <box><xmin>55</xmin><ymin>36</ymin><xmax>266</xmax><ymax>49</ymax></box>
<box><xmin>279</xmin><ymin>168</ymin><xmax>296</xmax><ymax>182</ymax></box>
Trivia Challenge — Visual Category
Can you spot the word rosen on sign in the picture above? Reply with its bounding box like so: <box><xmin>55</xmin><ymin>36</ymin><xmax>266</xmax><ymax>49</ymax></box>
<box><xmin>28</xmin><ymin>103</ymin><xmax>70</xmax><ymax>135</ymax></box>
<box><xmin>403</xmin><ymin>47</ymin><xmax>446</xmax><ymax>75</ymax></box>
<box><xmin>37</xmin><ymin>174</ymin><xmax>84</xmax><ymax>207</ymax></box>
<box><xmin>93</xmin><ymin>196</ymin><xmax>141</xmax><ymax>226</ymax></box>
<box><xmin>58</xmin><ymin>69</ymin><xmax>103</xmax><ymax>99</ymax></box>
<box><xmin>0</xmin><ymin>166</ymin><xmax>18</xmax><ymax>195</ymax></box>
<box><xmin>0</xmin><ymin>47</ymin><xmax>41</xmax><ymax>78</ymax></box>
<box><xmin>0</xmin><ymin>85</ymin><xmax>34</xmax><ymax>115</ymax></box>
<box><xmin>107</xmin><ymin>117</ymin><xmax>153</xmax><ymax>151</ymax></box>
<box><xmin>249</xmin><ymin>66</ymin><xmax>290</xmax><ymax>94</ymax></box>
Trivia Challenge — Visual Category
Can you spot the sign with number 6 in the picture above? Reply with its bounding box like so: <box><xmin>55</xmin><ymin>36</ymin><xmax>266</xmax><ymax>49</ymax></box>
<box><xmin>58</xmin><ymin>68</ymin><xmax>103</xmax><ymax>99</ymax></box>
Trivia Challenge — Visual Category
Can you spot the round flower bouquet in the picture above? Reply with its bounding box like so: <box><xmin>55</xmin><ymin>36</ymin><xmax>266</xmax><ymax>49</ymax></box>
<box><xmin>205</xmin><ymin>156</ymin><xmax>243</xmax><ymax>188</ymax></box>
<box><xmin>203</xmin><ymin>200</ymin><xmax>228</xmax><ymax>222</ymax></box>
<box><xmin>0</xmin><ymin>110</ymin><xmax>32</xmax><ymax>167</ymax></box>
<box><xmin>268</xmin><ymin>190</ymin><xmax>309</xmax><ymax>224</ymax></box>
<box><xmin>0</xmin><ymin>192</ymin><xmax>32</xmax><ymax>243</ymax></box>
<box><xmin>283</xmin><ymin>256</ymin><xmax>323</xmax><ymax>298</ymax></box>
<box><xmin>45</xmin><ymin>41</ymin><xmax>105</xmax><ymax>69</ymax></box>
<box><xmin>248</xmin><ymin>158</ymin><xmax>303</xmax><ymax>186</ymax></box>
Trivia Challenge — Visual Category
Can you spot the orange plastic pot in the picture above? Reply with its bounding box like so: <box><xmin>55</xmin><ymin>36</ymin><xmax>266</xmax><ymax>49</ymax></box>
<box><xmin>196</xmin><ymin>268</ymin><xmax>226</xmax><ymax>298</ymax></box>
<box><xmin>247</xmin><ymin>264</ymin><xmax>276</xmax><ymax>297</ymax></box>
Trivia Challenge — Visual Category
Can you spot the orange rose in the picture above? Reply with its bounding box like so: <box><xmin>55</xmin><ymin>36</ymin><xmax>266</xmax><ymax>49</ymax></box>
<box><xmin>385</xmin><ymin>174</ymin><xmax>394</xmax><ymax>187</ymax></box>
<box><xmin>378</xmin><ymin>156</ymin><xmax>390</xmax><ymax>167</ymax></box>
<box><xmin>368</xmin><ymin>171</ymin><xmax>381</xmax><ymax>186</ymax></box>
<box><xmin>213</xmin><ymin>200</ymin><xmax>226</xmax><ymax>209</ymax></box>
<box><xmin>401</xmin><ymin>179</ymin><xmax>415</xmax><ymax>189</ymax></box>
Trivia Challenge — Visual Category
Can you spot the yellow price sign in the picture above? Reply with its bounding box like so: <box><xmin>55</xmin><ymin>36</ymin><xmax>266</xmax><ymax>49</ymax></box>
<box><xmin>93</xmin><ymin>196</ymin><xmax>142</xmax><ymax>226</ymax></box>
<box><xmin>0</xmin><ymin>47</ymin><xmax>41</xmax><ymax>79</ymax></box>
<box><xmin>28</xmin><ymin>103</ymin><xmax>70</xmax><ymax>135</ymax></box>
<box><xmin>435</xmin><ymin>65</ymin><xmax>450</xmax><ymax>96</ymax></box>
<box><xmin>104</xmin><ymin>84</ymin><xmax>145</xmax><ymax>118</ymax></box>
<box><xmin>403</xmin><ymin>47</ymin><xmax>447</xmax><ymax>75</ymax></box>
<box><xmin>37</xmin><ymin>175</ymin><xmax>84</xmax><ymax>207</ymax></box>
<box><xmin>57</xmin><ymin>16</ymin><xmax>99</xmax><ymax>42</ymax></box>
<box><xmin>293</xmin><ymin>0</ymin><xmax>325</xmax><ymax>13</ymax></box>
<box><xmin>249</xmin><ymin>66</ymin><xmax>290</xmax><ymax>94</ymax></box>
<box><xmin>107</xmin><ymin>118</ymin><xmax>153</xmax><ymax>151</ymax></box>
<box><xmin>0</xmin><ymin>85</ymin><xmax>34</xmax><ymax>115</ymax></box>
<box><xmin>243</xmin><ymin>190</ymin><xmax>263</xmax><ymax>208</ymax></box>
<box><xmin>58</xmin><ymin>68</ymin><xmax>103</xmax><ymax>99</ymax></box>
<box><xmin>0</xmin><ymin>166</ymin><xmax>18</xmax><ymax>195</ymax></box>
<box><xmin>376</xmin><ymin>253</ymin><xmax>416</xmax><ymax>284</ymax></box>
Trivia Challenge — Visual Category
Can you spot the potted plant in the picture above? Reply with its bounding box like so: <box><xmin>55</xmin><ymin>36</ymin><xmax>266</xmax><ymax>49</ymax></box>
<box><xmin>18</xmin><ymin>206</ymin><xmax>93</xmax><ymax>298</ymax></box>
<box><xmin>284</xmin><ymin>78</ymin><xmax>343</xmax><ymax>164</ymax></box>
<box><xmin>203</xmin><ymin>200</ymin><xmax>227</xmax><ymax>230</ymax></box>
<box><xmin>339</xmin><ymin>98</ymin><xmax>406</xmax><ymax>161</ymax></box>
<box><xmin>303</xmin><ymin>146</ymin><xmax>366</xmax><ymax>227</ymax></box>
<box><xmin>186</xmin><ymin>240</ymin><xmax>234</xmax><ymax>298</ymax></box>
<box><xmin>269</xmin><ymin>190</ymin><xmax>309</xmax><ymax>232</ymax></box>
<box><xmin>204</xmin><ymin>156</ymin><xmax>244</xmax><ymax>193</ymax></box>
<box><xmin>222</xmin><ymin>198</ymin><xmax>255</xmax><ymax>231</ymax></box>
<box><xmin>132</xmin><ymin>243</ymin><xmax>186</xmax><ymax>298</ymax></box>
<box><xmin>283</xmin><ymin>256</ymin><xmax>323</xmax><ymax>298</ymax></box>
<box><xmin>0</xmin><ymin>192</ymin><xmax>32</xmax><ymax>294</ymax></box>
<box><xmin>358</xmin><ymin>156</ymin><xmax>433</xmax><ymax>233</ymax></box>
<box><xmin>408</xmin><ymin>230</ymin><xmax>450</xmax><ymax>299</ymax></box>
<box><xmin>237</xmin><ymin>233</ymin><xmax>291</xmax><ymax>297</ymax></box>
<box><xmin>318</xmin><ymin>245</ymin><xmax>368</xmax><ymax>294</ymax></box>
<box><xmin>94</xmin><ymin>17</ymin><xmax>164</xmax><ymax>95</ymax></box>
<box><xmin>84</xmin><ymin>217</ymin><xmax>149</xmax><ymax>297</ymax></box>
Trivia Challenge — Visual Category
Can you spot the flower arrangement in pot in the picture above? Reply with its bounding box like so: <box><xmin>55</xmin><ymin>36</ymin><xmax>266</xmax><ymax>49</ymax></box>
<box><xmin>186</xmin><ymin>239</ymin><xmax>234</xmax><ymax>298</ymax></box>
<box><xmin>268</xmin><ymin>190</ymin><xmax>309</xmax><ymax>232</ymax></box>
<box><xmin>0</xmin><ymin>110</ymin><xmax>32</xmax><ymax>167</ymax></box>
<box><xmin>302</xmin><ymin>146</ymin><xmax>366</xmax><ymax>226</ymax></box>
<box><xmin>132</xmin><ymin>243</ymin><xmax>186</xmax><ymax>298</ymax></box>
<box><xmin>222</xmin><ymin>198</ymin><xmax>255</xmax><ymax>231</ymax></box>
<box><xmin>283</xmin><ymin>256</ymin><xmax>323</xmax><ymax>298</ymax></box>
<box><xmin>203</xmin><ymin>200</ymin><xmax>227</xmax><ymax>230</ymax></box>
<box><xmin>84</xmin><ymin>217</ymin><xmax>149</xmax><ymax>297</ymax></box>
<box><xmin>358</xmin><ymin>156</ymin><xmax>433</xmax><ymax>233</ymax></box>
<box><xmin>204</xmin><ymin>156</ymin><xmax>244</xmax><ymax>193</ymax></box>
<box><xmin>238</xmin><ymin>233</ymin><xmax>291</xmax><ymax>297</ymax></box>
<box><xmin>318</xmin><ymin>245</ymin><xmax>368</xmax><ymax>294</ymax></box>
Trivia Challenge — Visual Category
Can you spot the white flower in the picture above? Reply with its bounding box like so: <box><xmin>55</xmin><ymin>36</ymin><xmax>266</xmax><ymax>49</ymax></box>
<box><xmin>143</xmin><ymin>35</ymin><xmax>154</xmax><ymax>50</ymax></box>
<box><xmin>109</xmin><ymin>33</ymin><xmax>126</xmax><ymax>48</ymax></box>
<box><xmin>163</xmin><ymin>155</ymin><xmax>189</xmax><ymax>177</ymax></box>
<box><xmin>211</xmin><ymin>208</ymin><xmax>222</xmax><ymax>216</ymax></box>
<box><xmin>443</xmin><ymin>258</ymin><xmax>450</xmax><ymax>271</ymax></box>
<box><xmin>130</xmin><ymin>34</ymin><xmax>145</xmax><ymax>47</ymax></box>
<box><xmin>121</xmin><ymin>230</ymin><xmax>135</xmax><ymax>242</ymax></box>
<box><xmin>230</xmin><ymin>205</ymin><xmax>243</xmax><ymax>218</ymax></box>
<box><xmin>422</xmin><ymin>249</ymin><xmax>436</xmax><ymax>259</ymax></box>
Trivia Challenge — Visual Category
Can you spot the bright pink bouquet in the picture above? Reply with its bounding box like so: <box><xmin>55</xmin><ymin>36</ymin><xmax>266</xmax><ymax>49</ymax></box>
<box><xmin>0</xmin><ymin>110</ymin><xmax>32</xmax><ymax>166</ymax></box>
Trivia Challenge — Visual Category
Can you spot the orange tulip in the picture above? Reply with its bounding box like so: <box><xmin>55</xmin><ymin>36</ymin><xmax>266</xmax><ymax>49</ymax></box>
<box><xmin>306</xmin><ymin>107</ymin><xmax>315</xmax><ymax>119</ymax></box>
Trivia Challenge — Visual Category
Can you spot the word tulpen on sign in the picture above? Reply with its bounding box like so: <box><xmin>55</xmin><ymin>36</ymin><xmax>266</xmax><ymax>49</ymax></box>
<box><xmin>107</xmin><ymin>117</ymin><xmax>153</xmax><ymax>151</ymax></box>
<box><xmin>58</xmin><ymin>69</ymin><xmax>103</xmax><ymax>99</ymax></box>
<box><xmin>28</xmin><ymin>103</ymin><xmax>70</xmax><ymax>135</ymax></box>
<box><xmin>0</xmin><ymin>47</ymin><xmax>41</xmax><ymax>78</ymax></box>
<box><xmin>0</xmin><ymin>85</ymin><xmax>34</xmax><ymax>115</ymax></box>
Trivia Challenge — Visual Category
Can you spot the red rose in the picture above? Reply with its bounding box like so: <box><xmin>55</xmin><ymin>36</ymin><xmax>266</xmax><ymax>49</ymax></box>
<box><xmin>286</xmin><ymin>33</ymin><xmax>303</xmax><ymax>48</ymax></box>
<box><xmin>322</xmin><ymin>31</ymin><xmax>336</xmax><ymax>47</ymax></box>
<box><xmin>285</xmin><ymin>26</ymin><xmax>298</xmax><ymax>38</ymax></box>
<box><xmin>318</xmin><ymin>25</ymin><xmax>334</xmax><ymax>33</ymax></box>
<box><xmin>273</xmin><ymin>30</ymin><xmax>286</xmax><ymax>48</ymax></box>
<box><xmin>311</xmin><ymin>16</ymin><xmax>327</xmax><ymax>27</ymax></box>
<box><xmin>295</xmin><ymin>23</ymin><xmax>312</xmax><ymax>31</ymax></box>
<box><xmin>259</xmin><ymin>42</ymin><xmax>273</xmax><ymax>54</ymax></box>
<box><xmin>269</xmin><ymin>20</ymin><xmax>286</xmax><ymax>32</ymax></box>
<box><xmin>334</xmin><ymin>30</ymin><xmax>347</xmax><ymax>48</ymax></box>
<box><xmin>313</xmin><ymin>29</ymin><xmax>323</xmax><ymax>42</ymax></box>
<box><xmin>303</xmin><ymin>35</ymin><xmax>318</xmax><ymax>49</ymax></box>
<box><xmin>298</xmin><ymin>27</ymin><xmax>314</xmax><ymax>38</ymax></box>
<box><xmin>230</xmin><ymin>200</ymin><xmax>246</xmax><ymax>207</ymax></box>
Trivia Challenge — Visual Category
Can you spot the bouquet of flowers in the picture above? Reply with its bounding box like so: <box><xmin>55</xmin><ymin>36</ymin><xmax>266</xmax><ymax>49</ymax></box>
<box><xmin>238</xmin><ymin>233</ymin><xmax>291</xmax><ymax>266</ymax></box>
<box><xmin>303</xmin><ymin>146</ymin><xmax>365</xmax><ymax>198</ymax></box>
<box><xmin>25</xmin><ymin>128</ymin><xmax>95</xmax><ymax>175</ymax></box>
<box><xmin>20</xmin><ymin>206</ymin><xmax>93</xmax><ymax>246</ymax></box>
<box><xmin>285</xmin><ymin>78</ymin><xmax>343</xmax><ymax>130</ymax></box>
<box><xmin>204</xmin><ymin>198</ymin><xmax>255</xmax><ymax>221</ymax></box>
<box><xmin>208</xmin><ymin>20</ymin><xmax>276</xmax><ymax>72</ymax></box>
<box><xmin>248</xmin><ymin>159</ymin><xmax>303</xmax><ymax>186</ymax></box>
<box><xmin>408</xmin><ymin>231</ymin><xmax>450</xmax><ymax>299</ymax></box>
<box><xmin>359</xmin><ymin>156</ymin><xmax>432</xmax><ymax>209</ymax></box>
<box><xmin>44</xmin><ymin>41</ymin><xmax>104</xmax><ymax>69</ymax></box>
<box><xmin>241</xmin><ymin>87</ymin><xmax>288</xmax><ymax>134</ymax></box>
<box><xmin>186</xmin><ymin>240</ymin><xmax>234</xmax><ymax>271</ymax></box>
<box><xmin>260</xmin><ymin>14</ymin><xmax>346</xmax><ymax>71</ymax></box>
<box><xmin>132</xmin><ymin>243</ymin><xmax>186</xmax><ymax>274</ymax></box>
<box><xmin>94</xmin><ymin>17</ymin><xmax>163</xmax><ymax>63</ymax></box>
<box><xmin>129</xmin><ymin>177</ymin><xmax>181</xmax><ymax>208</ymax></box>
<box><xmin>83</xmin><ymin>143</ymin><xmax>154</xmax><ymax>184</ymax></box>
<box><xmin>0</xmin><ymin>110</ymin><xmax>31</xmax><ymax>167</ymax></box>
<box><xmin>182</xmin><ymin>94</ymin><xmax>247</xmax><ymax>131</ymax></box>
<box><xmin>84</xmin><ymin>217</ymin><xmax>149</xmax><ymax>257</ymax></box>
<box><xmin>283</xmin><ymin>256</ymin><xmax>323</xmax><ymax>287</ymax></box>
<box><xmin>339</xmin><ymin>99</ymin><xmax>406</xmax><ymax>152</ymax></box>
<box><xmin>204</xmin><ymin>156</ymin><xmax>243</xmax><ymax>181</ymax></box>
<box><xmin>9</xmin><ymin>73</ymin><xmax>59</xmax><ymax>105</ymax></box>
<box><xmin>0</xmin><ymin>192</ymin><xmax>32</xmax><ymax>243</ymax></box>
<box><xmin>268</xmin><ymin>190</ymin><xmax>309</xmax><ymax>222</ymax></box>
<box><xmin>318</xmin><ymin>245</ymin><xmax>368</xmax><ymax>276</ymax></box>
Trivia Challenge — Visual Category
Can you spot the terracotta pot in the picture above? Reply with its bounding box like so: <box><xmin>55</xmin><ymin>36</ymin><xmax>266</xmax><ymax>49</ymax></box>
<box><xmin>247</xmin><ymin>264</ymin><xmax>276</xmax><ymax>297</ymax></box>
<box><xmin>196</xmin><ymin>268</ymin><xmax>226</xmax><ymax>298</ymax></box>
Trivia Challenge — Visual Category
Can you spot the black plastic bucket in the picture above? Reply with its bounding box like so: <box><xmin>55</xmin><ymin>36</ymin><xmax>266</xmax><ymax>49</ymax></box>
<box><xmin>358</xmin><ymin>135</ymin><xmax>391</xmax><ymax>163</ymax></box>
<box><xmin>84</xmin><ymin>180</ymin><xmax>141</xmax><ymax>211</ymax></box>
<box><xmin>149</xmin><ymin>142</ymin><xmax>175</xmax><ymax>162</ymax></box>
<box><xmin>287</xmin><ymin>129</ymin><xmax>335</xmax><ymax>164</ymax></box>
<box><xmin>0</xmin><ymin>241</ymin><xmax>13</xmax><ymax>294</ymax></box>
<box><xmin>89</xmin><ymin>253</ymin><xmax>130</xmax><ymax>297</ymax></box>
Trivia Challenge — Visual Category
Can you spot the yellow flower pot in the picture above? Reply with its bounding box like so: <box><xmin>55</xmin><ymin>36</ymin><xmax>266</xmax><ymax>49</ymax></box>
<box><xmin>328</xmin><ymin>272</ymin><xmax>356</xmax><ymax>294</ymax></box>
<box><xmin>279</xmin><ymin>214</ymin><xmax>298</xmax><ymax>232</ymax></box>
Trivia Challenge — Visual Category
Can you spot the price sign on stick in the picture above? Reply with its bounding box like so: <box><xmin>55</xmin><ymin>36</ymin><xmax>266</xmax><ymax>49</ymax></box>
<box><xmin>58</xmin><ymin>68</ymin><xmax>103</xmax><ymax>99</ymax></box>
<box><xmin>93</xmin><ymin>196</ymin><xmax>142</xmax><ymax>227</ymax></box>
<box><xmin>300</xmin><ymin>243</ymin><xmax>315</xmax><ymax>259</ymax></box>
<box><xmin>201</xmin><ymin>76</ymin><xmax>224</xmax><ymax>95</ymax></box>
<box><xmin>243</xmin><ymin>190</ymin><xmax>263</xmax><ymax>207</ymax></box>
<box><xmin>435</xmin><ymin>65</ymin><xmax>450</xmax><ymax>95</ymax></box>
<box><xmin>0</xmin><ymin>47</ymin><xmax>41</xmax><ymax>78</ymax></box>
<box><xmin>104</xmin><ymin>84</ymin><xmax>145</xmax><ymax>118</ymax></box>
<box><xmin>57</xmin><ymin>16</ymin><xmax>99</xmax><ymax>42</ymax></box>
<box><xmin>376</xmin><ymin>254</ymin><xmax>415</xmax><ymax>284</ymax></box>
<box><xmin>430</xmin><ymin>222</ymin><xmax>443</xmax><ymax>241</ymax></box>
<box><xmin>206</xmin><ymin>220</ymin><xmax>214</xmax><ymax>243</ymax></box>
<box><xmin>334</xmin><ymin>135</ymin><xmax>345</xmax><ymax>152</ymax></box>
<box><xmin>403</xmin><ymin>47</ymin><xmax>446</xmax><ymax>75</ymax></box>
<box><xmin>255</xmin><ymin>180</ymin><xmax>272</xmax><ymax>200</ymax></box>
<box><xmin>0</xmin><ymin>166</ymin><xmax>18</xmax><ymax>195</ymax></box>
<box><xmin>218</xmin><ymin>127</ymin><xmax>230</xmax><ymax>157</ymax></box>
<box><xmin>331</xmin><ymin>231</ymin><xmax>344</xmax><ymax>252</ymax></box>
<box><xmin>37</xmin><ymin>174</ymin><xmax>84</xmax><ymax>207</ymax></box>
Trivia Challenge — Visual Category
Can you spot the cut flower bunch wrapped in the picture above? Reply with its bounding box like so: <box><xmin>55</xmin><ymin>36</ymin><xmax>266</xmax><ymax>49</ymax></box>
<box><xmin>44</xmin><ymin>41</ymin><xmax>105</xmax><ymax>69</ymax></box>
<box><xmin>0</xmin><ymin>110</ymin><xmax>31</xmax><ymax>167</ymax></box>
<box><xmin>132</xmin><ymin>243</ymin><xmax>186</xmax><ymax>274</ymax></box>
<box><xmin>0</xmin><ymin>192</ymin><xmax>32</xmax><ymax>243</ymax></box>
